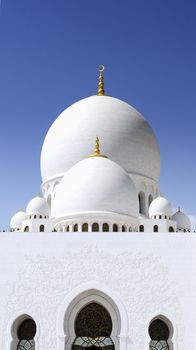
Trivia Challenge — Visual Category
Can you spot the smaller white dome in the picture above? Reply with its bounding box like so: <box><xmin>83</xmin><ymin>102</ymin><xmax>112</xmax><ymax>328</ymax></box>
<box><xmin>149</xmin><ymin>196</ymin><xmax>172</xmax><ymax>219</ymax></box>
<box><xmin>172</xmin><ymin>209</ymin><xmax>191</xmax><ymax>231</ymax></box>
<box><xmin>26</xmin><ymin>196</ymin><xmax>50</xmax><ymax>217</ymax></box>
<box><xmin>53</xmin><ymin>156</ymin><xmax>139</xmax><ymax>219</ymax></box>
<box><xmin>10</xmin><ymin>211</ymin><xmax>27</xmax><ymax>230</ymax></box>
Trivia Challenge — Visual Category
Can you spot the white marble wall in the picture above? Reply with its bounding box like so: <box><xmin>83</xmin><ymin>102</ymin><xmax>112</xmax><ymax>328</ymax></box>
<box><xmin>0</xmin><ymin>232</ymin><xmax>195</xmax><ymax>350</ymax></box>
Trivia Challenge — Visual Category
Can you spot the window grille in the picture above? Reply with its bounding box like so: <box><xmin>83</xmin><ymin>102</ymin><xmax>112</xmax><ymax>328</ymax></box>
<box><xmin>17</xmin><ymin>339</ymin><xmax>35</xmax><ymax>350</ymax></box>
<box><xmin>73</xmin><ymin>336</ymin><xmax>114</xmax><ymax>348</ymax></box>
<box><xmin>150</xmin><ymin>340</ymin><xmax>169</xmax><ymax>350</ymax></box>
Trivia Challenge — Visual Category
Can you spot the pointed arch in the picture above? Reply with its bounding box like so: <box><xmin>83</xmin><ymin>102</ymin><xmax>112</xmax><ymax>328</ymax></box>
<box><xmin>57</xmin><ymin>281</ymin><xmax>128</xmax><ymax>350</ymax></box>
<box><xmin>145</xmin><ymin>314</ymin><xmax>175</xmax><ymax>350</ymax></box>
<box><xmin>8</xmin><ymin>313</ymin><xmax>40</xmax><ymax>350</ymax></box>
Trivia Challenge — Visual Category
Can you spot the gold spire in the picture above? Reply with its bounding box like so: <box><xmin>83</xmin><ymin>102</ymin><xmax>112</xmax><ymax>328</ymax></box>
<box><xmin>94</xmin><ymin>136</ymin><xmax>100</xmax><ymax>156</ymax></box>
<box><xmin>88</xmin><ymin>136</ymin><xmax>108</xmax><ymax>158</ymax></box>
<box><xmin>97</xmin><ymin>65</ymin><xmax>105</xmax><ymax>96</ymax></box>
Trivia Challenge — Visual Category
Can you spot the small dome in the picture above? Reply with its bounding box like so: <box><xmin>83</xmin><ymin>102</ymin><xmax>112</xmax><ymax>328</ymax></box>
<box><xmin>41</xmin><ymin>95</ymin><xmax>160</xmax><ymax>184</ymax></box>
<box><xmin>10</xmin><ymin>211</ymin><xmax>27</xmax><ymax>230</ymax></box>
<box><xmin>53</xmin><ymin>156</ymin><xmax>139</xmax><ymax>219</ymax></box>
<box><xmin>149</xmin><ymin>196</ymin><xmax>172</xmax><ymax>219</ymax></box>
<box><xmin>172</xmin><ymin>209</ymin><xmax>191</xmax><ymax>231</ymax></box>
<box><xmin>26</xmin><ymin>196</ymin><xmax>50</xmax><ymax>217</ymax></box>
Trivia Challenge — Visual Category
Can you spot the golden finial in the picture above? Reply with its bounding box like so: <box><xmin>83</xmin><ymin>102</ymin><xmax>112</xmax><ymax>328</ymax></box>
<box><xmin>97</xmin><ymin>65</ymin><xmax>105</xmax><ymax>96</ymax></box>
<box><xmin>88</xmin><ymin>136</ymin><xmax>108</xmax><ymax>158</ymax></box>
<box><xmin>94</xmin><ymin>136</ymin><xmax>100</xmax><ymax>156</ymax></box>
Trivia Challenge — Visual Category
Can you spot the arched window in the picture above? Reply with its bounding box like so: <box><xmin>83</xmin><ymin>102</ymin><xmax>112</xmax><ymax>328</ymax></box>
<box><xmin>102</xmin><ymin>223</ymin><xmax>109</xmax><ymax>232</ymax></box>
<box><xmin>149</xmin><ymin>318</ymin><xmax>170</xmax><ymax>350</ymax></box>
<box><xmin>82</xmin><ymin>223</ymin><xmax>88</xmax><ymax>232</ymax></box>
<box><xmin>17</xmin><ymin>318</ymin><xmax>36</xmax><ymax>350</ymax></box>
<box><xmin>39</xmin><ymin>225</ymin><xmax>44</xmax><ymax>232</ymax></box>
<box><xmin>129</xmin><ymin>227</ymin><xmax>132</xmax><ymax>232</ymax></box>
<box><xmin>92</xmin><ymin>223</ymin><xmax>99</xmax><ymax>232</ymax></box>
<box><xmin>153</xmin><ymin>225</ymin><xmax>158</xmax><ymax>232</ymax></box>
<box><xmin>113</xmin><ymin>224</ymin><xmax>118</xmax><ymax>232</ymax></box>
<box><xmin>148</xmin><ymin>194</ymin><xmax>153</xmax><ymax>207</ymax></box>
<box><xmin>122</xmin><ymin>225</ymin><xmax>126</xmax><ymax>232</ymax></box>
<box><xmin>66</xmin><ymin>226</ymin><xmax>70</xmax><ymax>232</ymax></box>
<box><xmin>72</xmin><ymin>302</ymin><xmax>114</xmax><ymax>350</ymax></box>
<box><xmin>169</xmin><ymin>226</ymin><xmax>174</xmax><ymax>232</ymax></box>
<box><xmin>24</xmin><ymin>226</ymin><xmax>29</xmax><ymax>232</ymax></box>
<box><xmin>74</xmin><ymin>224</ymin><xmax>78</xmax><ymax>232</ymax></box>
<box><xmin>138</xmin><ymin>191</ymin><xmax>146</xmax><ymax>215</ymax></box>
<box><xmin>139</xmin><ymin>225</ymin><xmax>144</xmax><ymax>232</ymax></box>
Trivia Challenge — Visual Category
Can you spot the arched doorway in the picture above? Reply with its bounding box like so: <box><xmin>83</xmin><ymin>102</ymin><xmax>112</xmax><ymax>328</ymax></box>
<box><xmin>72</xmin><ymin>302</ymin><xmax>114</xmax><ymax>350</ymax></box>
<box><xmin>58</xmin><ymin>284</ymin><xmax>126</xmax><ymax>350</ymax></box>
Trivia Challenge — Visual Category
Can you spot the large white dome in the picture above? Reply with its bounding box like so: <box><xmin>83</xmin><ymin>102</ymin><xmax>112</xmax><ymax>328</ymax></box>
<box><xmin>41</xmin><ymin>95</ymin><xmax>160</xmax><ymax>184</ymax></box>
<box><xmin>52</xmin><ymin>156</ymin><xmax>139</xmax><ymax>219</ymax></box>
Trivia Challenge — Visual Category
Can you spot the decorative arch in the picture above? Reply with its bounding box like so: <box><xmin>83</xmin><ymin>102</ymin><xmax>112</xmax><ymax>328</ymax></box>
<box><xmin>7</xmin><ymin>313</ymin><xmax>39</xmax><ymax>350</ymax></box>
<box><xmin>57</xmin><ymin>282</ymin><xmax>128</xmax><ymax>350</ymax></box>
<box><xmin>73</xmin><ymin>302</ymin><xmax>114</xmax><ymax>350</ymax></box>
<box><xmin>146</xmin><ymin>314</ymin><xmax>174</xmax><ymax>350</ymax></box>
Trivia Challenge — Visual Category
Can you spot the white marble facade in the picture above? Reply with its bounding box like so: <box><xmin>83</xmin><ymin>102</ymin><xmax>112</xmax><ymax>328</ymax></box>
<box><xmin>1</xmin><ymin>233</ymin><xmax>196</xmax><ymax>350</ymax></box>
<box><xmin>3</xmin><ymin>71</ymin><xmax>195</xmax><ymax>349</ymax></box>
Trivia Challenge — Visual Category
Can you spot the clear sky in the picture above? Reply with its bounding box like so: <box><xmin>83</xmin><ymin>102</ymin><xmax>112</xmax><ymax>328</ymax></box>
<box><xmin>0</xmin><ymin>0</ymin><xmax>196</xmax><ymax>229</ymax></box>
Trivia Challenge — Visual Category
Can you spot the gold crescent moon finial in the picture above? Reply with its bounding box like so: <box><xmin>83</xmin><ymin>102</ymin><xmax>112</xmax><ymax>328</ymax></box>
<box><xmin>97</xmin><ymin>64</ymin><xmax>105</xmax><ymax>96</ymax></box>
<box><xmin>98</xmin><ymin>64</ymin><xmax>105</xmax><ymax>73</ymax></box>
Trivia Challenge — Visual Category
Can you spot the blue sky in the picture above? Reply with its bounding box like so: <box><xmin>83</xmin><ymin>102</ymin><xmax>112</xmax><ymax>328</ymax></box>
<box><xmin>0</xmin><ymin>0</ymin><xmax>196</xmax><ymax>229</ymax></box>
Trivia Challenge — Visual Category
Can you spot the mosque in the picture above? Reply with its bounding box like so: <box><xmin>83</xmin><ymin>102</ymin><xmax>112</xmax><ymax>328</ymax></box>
<box><xmin>2</xmin><ymin>67</ymin><xmax>195</xmax><ymax>350</ymax></box>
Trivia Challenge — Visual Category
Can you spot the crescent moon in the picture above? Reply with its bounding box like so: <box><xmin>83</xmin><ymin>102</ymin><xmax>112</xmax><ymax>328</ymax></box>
<box><xmin>98</xmin><ymin>64</ymin><xmax>105</xmax><ymax>73</ymax></box>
